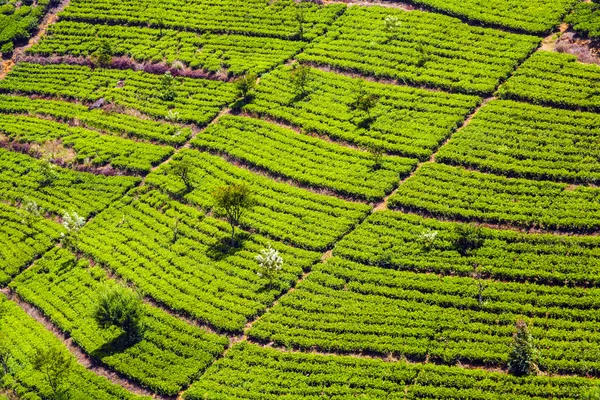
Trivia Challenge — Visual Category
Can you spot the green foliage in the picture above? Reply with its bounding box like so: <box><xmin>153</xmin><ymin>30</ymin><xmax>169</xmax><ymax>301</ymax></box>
<box><xmin>93</xmin><ymin>284</ymin><xmax>146</xmax><ymax>345</ymax></box>
<box><xmin>212</xmin><ymin>183</ymin><xmax>255</xmax><ymax>247</ymax></box>
<box><xmin>244</xmin><ymin>65</ymin><xmax>480</xmax><ymax>160</ymax></box>
<box><xmin>499</xmin><ymin>51</ymin><xmax>600</xmax><ymax>112</ymax></box>
<box><xmin>0</xmin><ymin>294</ymin><xmax>143</xmax><ymax>399</ymax></box>
<box><xmin>337</xmin><ymin>210</ymin><xmax>600</xmax><ymax>286</ymax></box>
<box><xmin>192</xmin><ymin>115</ymin><xmax>416</xmax><ymax>201</ymax></box>
<box><xmin>0</xmin><ymin>148</ymin><xmax>139</xmax><ymax>220</ymax></box>
<box><xmin>11</xmin><ymin>247</ymin><xmax>228</xmax><ymax>395</ymax></box>
<box><xmin>170</xmin><ymin>156</ymin><xmax>194</xmax><ymax>193</ymax></box>
<box><xmin>92</xmin><ymin>39</ymin><xmax>112</xmax><ymax>68</ymax></box>
<box><xmin>29</xmin><ymin>22</ymin><xmax>305</xmax><ymax>76</ymax></box>
<box><xmin>407</xmin><ymin>0</ymin><xmax>575</xmax><ymax>34</ymax></box>
<box><xmin>32</xmin><ymin>345</ymin><xmax>73</xmax><ymax>400</ymax></box>
<box><xmin>71</xmin><ymin>191</ymin><xmax>321</xmax><ymax>332</ymax></box>
<box><xmin>234</xmin><ymin>72</ymin><xmax>257</xmax><ymax>102</ymax></box>
<box><xmin>0</xmin><ymin>113</ymin><xmax>173</xmax><ymax>173</ymax></box>
<box><xmin>453</xmin><ymin>223</ymin><xmax>485</xmax><ymax>256</ymax></box>
<box><xmin>0</xmin><ymin>62</ymin><xmax>237</xmax><ymax>125</ymax></box>
<box><xmin>350</xmin><ymin>84</ymin><xmax>379</xmax><ymax>119</ymax></box>
<box><xmin>249</xmin><ymin>256</ymin><xmax>600</xmax><ymax>374</ymax></box>
<box><xmin>147</xmin><ymin>150</ymin><xmax>370</xmax><ymax>251</ymax></box>
<box><xmin>0</xmin><ymin>94</ymin><xmax>192</xmax><ymax>146</ymax></box>
<box><xmin>290</xmin><ymin>63</ymin><xmax>312</xmax><ymax>99</ymax></box>
<box><xmin>437</xmin><ymin>99</ymin><xmax>600</xmax><ymax>184</ymax></box>
<box><xmin>566</xmin><ymin>2</ymin><xmax>600</xmax><ymax>39</ymax></box>
<box><xmin>58</xmin><ymin>0</ymin><xmax>344</xmax><ymax>41</ymax></box>
<box><xmin>299</xmin><ymin>6</ymin><xmax>540</xmax><ymax>94</ymax></box>
<box><xmin>0</xmin><ymin>0</ymin><xmax>55</xmax><ymax>49</ymax></box>
<box><xmin>0</xmin><ymin>202</ymin><xmax>62</xmax><ymax>285</ymax></box>
<box><xmin>186</xmin><ymin>342</ymin><xmax>600</xmax><ymax>399</ymax></box>
<box><xmin>389</xmin><ymin>163</ymin><xmax>600</xmax><ymax>232</ymax></box>
<box><xmin>349</xmin><ymin>81</ymin><xmax>379</xmax><ymax>129</ymax></box>
<box><xmin>0</xmin><ymin>333</ymin><xmax>9</xmax><ymax>379</ymax></box>
<box><xmin>0</xmin><ymin>41</ymin><xmax>13</xmax><ymax>55</ymax></box>
<box><xmin>157</xmin><ymin>71</ymin><xmax>177</xmax><ymax>102</ymax></box>
<box><xmin>508</xmin><ymin>320</ymin><xmax>540</xmax><ymax>377</ymax></box>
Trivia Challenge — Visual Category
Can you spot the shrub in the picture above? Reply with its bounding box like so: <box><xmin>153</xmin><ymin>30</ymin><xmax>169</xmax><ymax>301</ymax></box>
<box><xmin>1</xmin><ymin>42</ymin><xmax>14</xmax><ymax>55</ymax></box>
<box><xmin>256</xmin><ymin>244</ymin><xmax>284</xmax><ymax>287</ymax></box>
<box><xmin>453</xmin><ymin>223</ymin><xmax>485</xmax><ymax>256</ymax></box>
<box><xmin>507</xmin><ymin>319</ymin><xmax>540</xmax><ymax>376</ymax></box>
<box><xmin>93</xmin><ymin>284</ymin><xmax>145</xmax><ymax>345</ymax></box>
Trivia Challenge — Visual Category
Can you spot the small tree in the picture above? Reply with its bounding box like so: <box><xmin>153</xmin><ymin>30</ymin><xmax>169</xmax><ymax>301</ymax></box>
<box><xmin>0</xmin><ymin>332</ymin><xmax>10</xmax><ymax>379</ymax></box>
<box><xmin>295</xmin><ymin>4</ymin><xmax>306</xmax><ymax>39</ymax></box>
<box><xmin>234</xmin><ymin>72</ymin><xmax>258</xmax><ymax>103</ymax></box>
<box><xmin>171</xmin><ymin>157</ymin><xmax>193</xmax><ymax>192</ymax></box>
<box><xmin>256</xmin><ymin>244</ymin><xmax>284</xmax><ymax>287</ymax></box>
<box><xmin>157</xmin><ymin>71</ymin><xmax>177</xmax><ymax>101</ymax></box>
<box><xmin>32</xmin><ymin>345</ymin><xmax>73</xmax><ymax>400</ymax></box>
<box><xmin>93</xmin><ymin>284</ymin><xmax>145</xmax><ymax>345</ymax></box>
<box><xmin>61</xmin><ymin>211</ymin><xmax>85</xmax><ymax>248</ymax></box>
<box><xmin>350</xmin><ymin>81</ymin><xmax>379</xmax><ymax>128</ymax></box>
<box><xmin>453</xmin><ymin>223</ymin><xmax>485</xmax><ymax>257</ymax></box>
<box><xmin>290</xmin><ymin>64</ymin><xmax>312</xmax><ymax>99</ymax></box>
<box><xmin>473</xmin><ymin>264</ymin><xmax>487</xmax><ymax>308</ymax></box>
<box><xmin>507</xmin><ymin>319</ymin><xmax>540</xmax><ymax>377</ymax></box>
<box><xmin>212</xmin><ymin>184</ymin><xmax>255</xmax><ymax>247</ymax></box>
<box><xmin>415</xmin><ymin>43</ymin><xmax>430</xmax><ymax>68</ymax></box>
<box><xmin>366</xmin><ymin>142</ymin><xmax>384</xmax><ymax>170</ymax></box>
<box><xmin>0</xmin><ymin>299</ymin><xmax>9</xmax><ymax>380</ymax></box>
<box><xmin>93</xmin><ymin>39</ymin><xmax>113</xmax><ymax>68</ymax></box>
<box><xmin>171</xmin><ymin>217</ymin><xmax>179</xmax><ymax>244</ymax></box>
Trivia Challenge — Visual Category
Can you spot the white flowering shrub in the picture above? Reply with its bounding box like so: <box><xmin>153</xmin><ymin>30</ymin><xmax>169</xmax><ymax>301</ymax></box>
<box><xmin>418</xmin><ymin>228</ymin><xmax>438</xmax><ymax>251</ymax></box>
<box><xmin>20</xmin><ymin>199</ymin><xmax>44</xmax><ymax>226</ymax></box>
<box><xmin>384</xmin><ymin>15</ymin><xmax>401</xmax><ymax>35</ymax></box>
<box><xmin>256</xmin><ymin>244</ymin><xmax>283</xmax><ymax>284</ymax></box>
<box><xmin>62</xmin><ymin>211</ymin><xmax>85</xmax><ymax>233</ymax></box>
<box><xmin>61</xmin><ymin>211</ymin><xmax>85</xmax><ymax>247</ymax></box>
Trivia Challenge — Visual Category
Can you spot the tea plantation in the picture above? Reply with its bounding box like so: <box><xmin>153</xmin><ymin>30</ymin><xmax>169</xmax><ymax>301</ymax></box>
<box><xmin>1</xmin><ymin>0</ymin><xmax>599</xmax><ymax>399</ymax></box>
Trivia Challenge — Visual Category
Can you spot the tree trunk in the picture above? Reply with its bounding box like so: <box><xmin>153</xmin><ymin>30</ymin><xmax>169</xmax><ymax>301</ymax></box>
<box><xmin>230</xmin><ymin>224</ymin><xmax>235</xmax><ymax>247</ymax></box>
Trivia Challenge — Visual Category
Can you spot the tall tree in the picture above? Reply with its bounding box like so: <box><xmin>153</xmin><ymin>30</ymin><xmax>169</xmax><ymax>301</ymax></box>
<box><xmin>507</xmin><ymin>319</ymin><xmax>540</xmax><ymax>376</ymax></box>
<box><xmin>32</xmin><ymin>345</ymin><xmax>73</xmax><ymax>400</ymax></box>
<box><xmin>212</xmin><ymin>184</ymin><xmax>255</xmax><ymax>247</ymax></box>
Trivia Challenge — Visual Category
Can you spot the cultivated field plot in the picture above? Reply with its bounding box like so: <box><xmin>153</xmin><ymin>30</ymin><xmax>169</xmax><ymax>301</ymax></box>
<box><xmin>437</xmin><ymin>100</ymin><xmax>600</xmax><ymax>183</ymax></box>
<box><xmin>299</xmin><ymin>6</ymin><xmax>541</xmax><ymax>94</ymax></box>
<box><xmin>2</xmin><ymin>0</ymin><xmax>600</xmax><ymax>398</ymax></box>
<box><xmin>395</xmin><ymin>0</ymin><xmax>577</xmax><ymax>34</ymax></box>
<box><xmin>498</xmin><ymin>51</ymin><xmax>600</xmax><ymax>111</ymax></box>
<box><xmin>245</xmin><ymin>65</ymin><xmax>480</xmax><ymax>159</ymax></box>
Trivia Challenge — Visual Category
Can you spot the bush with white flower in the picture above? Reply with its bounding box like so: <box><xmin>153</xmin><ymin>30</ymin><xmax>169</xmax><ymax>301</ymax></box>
<box><xmin>61</xmin><ymin>211</ymin><xmax>85</xmax><ymax>247</ymax></box>
<box><xmin>256</xmin><ymin>244</ymin><xmax>283</xmax><ymax>286</ymax></box>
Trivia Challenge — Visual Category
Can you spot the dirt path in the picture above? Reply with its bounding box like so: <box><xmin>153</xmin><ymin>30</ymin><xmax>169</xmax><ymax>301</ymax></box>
<box><xmin>0</xmin><ymin>0</ymin><xmax>70</xmax><ymax>79</ymax></box>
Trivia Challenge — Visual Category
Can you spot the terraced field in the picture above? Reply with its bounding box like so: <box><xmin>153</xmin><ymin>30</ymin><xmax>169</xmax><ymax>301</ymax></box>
<box><xmin>1</xmin><ymin>0</ymin><xmax>599</xmax><ymax>399</ymax></box>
